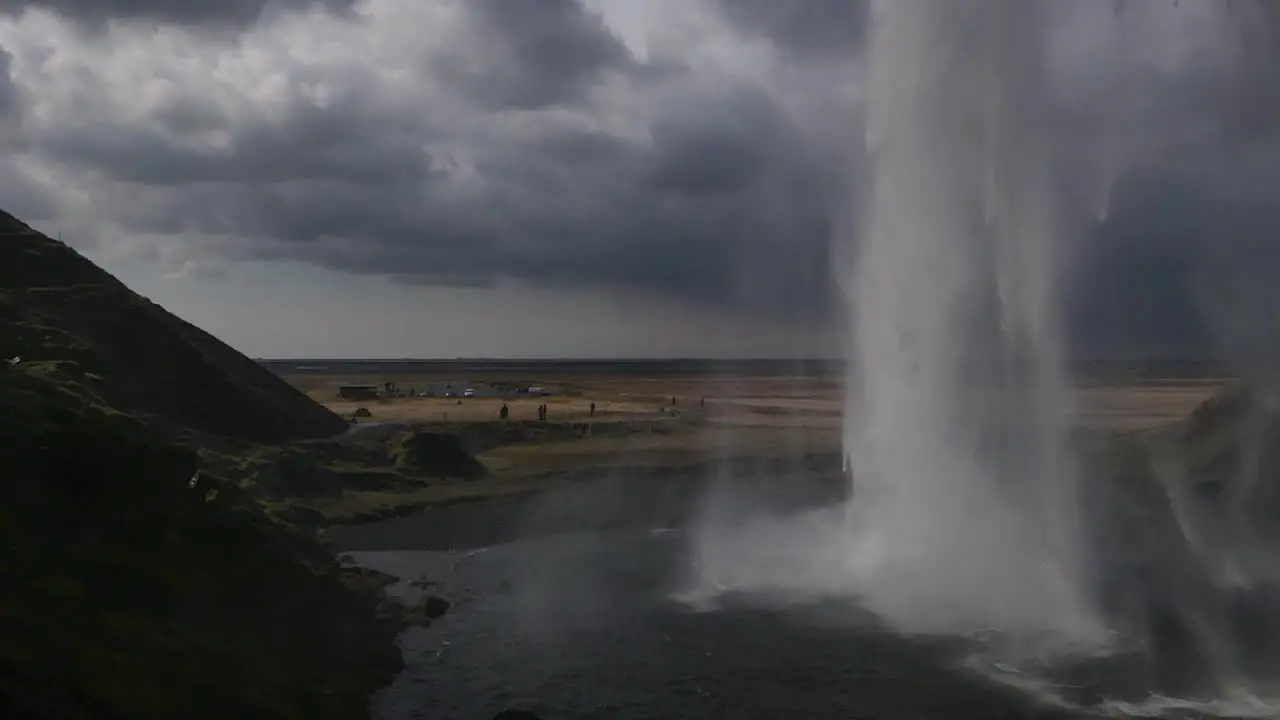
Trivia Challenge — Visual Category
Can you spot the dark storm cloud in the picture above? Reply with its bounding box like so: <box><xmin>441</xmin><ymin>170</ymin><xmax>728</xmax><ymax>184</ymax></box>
<box><xmin>643</xmin><ymin>87</ymin><xmax>794</xmax><ymax>194</ymax></box>
<box><xmin>1048</xmin><ymin>0</ymin><xmax>1280</xmax><ymax>359</ymax></box>
<box><xmin>1070</xmin><ymin>172</ymin><xmax>1211</xmax><ymax>359</ymax></box>
<box><xmin>0</xmin><ymin>46</ymin><xmax>55</xmax><ymax>221</ymax></box>
<box><xmin>13</xmin><ymin>0</ymin><xmax>1280</xmax><ymax>353</ymax></box>
<box><xmin>714</xmin><ymin>0</ymin><xmax>866</xmax><ymax>59</ymax></box>
<box><xmin>39</xmin><ymin>74</ymin><xmax>434</xmax><ymax>186</ymax></box>
<box><xmin>15</xmin><ymin>0</ymin><xmax>839</xmax><ymax>319</ymax></box>
<box><xmin>1226</xmin><ymin>0</ymin><xmax>1280</xmax><ymax>141</ymax></box>
<box><xmin>1068</xmin><ymin>144</ymin><xmax>1280</xmax><ymax>362</ymax></box>
<box><xmin>0</xmin><ymin>47</ymin><xmax>16</xmax><ymax>118</ymax></box>
<box><xmin>437</xmin><ymin>0</ymin><xmax>634</xmax><ymax>111</ymax></box>
<box><xmin>0</xmin><ymin>0</ymin><xmax>357</xmax><ymax>27</ymax></box>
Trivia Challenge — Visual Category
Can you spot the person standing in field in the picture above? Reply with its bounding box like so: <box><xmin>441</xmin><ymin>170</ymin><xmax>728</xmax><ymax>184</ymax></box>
<box><xmin>589</xmin><ymin>402</ymin><xmax>596</xmax><ymax>417</ymax></box>
<box><xmin>500</xmin><ymin>403</ymin><xmax>509</xmax><ymax>420</ymax></box>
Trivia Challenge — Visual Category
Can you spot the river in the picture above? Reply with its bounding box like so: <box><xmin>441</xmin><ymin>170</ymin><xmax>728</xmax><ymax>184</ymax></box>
<box><xmin>328</xmin><ymin>472</ymin><xmax>1280</xmax><ymax>720</ymax></box>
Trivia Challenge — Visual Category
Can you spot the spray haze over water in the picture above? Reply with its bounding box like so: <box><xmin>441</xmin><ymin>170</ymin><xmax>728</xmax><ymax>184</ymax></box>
<box><xmin>842</xmin><ymin>0</ymin><xmax>1099</xmax><ymax>642</ymax></box>
<box><xmin>345</xmin><ymin>3</ymin><xmax>1280</xmax><ymax>717</ymax></box>
<box><xmin>678</xmin><ymin>2</ymin><xmax>1280</xmax><ymax>713</ymax></box>
<box><xmin>688</xmin><ymin>0</ymin><xmax>1104</xmax><ymax>649</ymax></box>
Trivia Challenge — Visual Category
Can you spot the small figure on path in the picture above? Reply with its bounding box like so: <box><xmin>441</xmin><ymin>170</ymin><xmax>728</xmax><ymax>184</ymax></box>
<box><xmin>671</xmin><ymin>396</ymin><xmax>677</xmax><ymax>406</ymax></box>
<box><xmin>589</xmin><ymin>402</ymin><xmax>596</xmax><ymax>417</ymax></box>
<box><xmin>499</xmin><ymin>403</ymin><xmax>509</xmax><ymax>420</ymax></box>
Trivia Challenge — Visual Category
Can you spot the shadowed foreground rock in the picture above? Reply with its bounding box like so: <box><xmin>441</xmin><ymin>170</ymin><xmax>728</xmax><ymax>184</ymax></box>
<box><xmin>0</xmin><ymin>212</ymin><xmax>405</xmax><ymax>718</ymax></box>
<box><xmin>0</xmin><ymin>371</ymin><xmax>403</xmax><ymax>718</ymax></box>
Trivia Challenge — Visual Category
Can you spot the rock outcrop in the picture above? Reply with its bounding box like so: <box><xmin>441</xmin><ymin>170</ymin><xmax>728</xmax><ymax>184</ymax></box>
<box><xmin>397</xmin><ymin>432</ymin><xmax>489</xmax><ymax>480</ymax></box>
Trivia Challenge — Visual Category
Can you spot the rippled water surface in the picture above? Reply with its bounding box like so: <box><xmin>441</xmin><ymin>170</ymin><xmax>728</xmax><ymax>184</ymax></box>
<box><xmin>347</xmin><ymin>526</ymin><xmax>1280</xmax><ymax>720</ymax></box>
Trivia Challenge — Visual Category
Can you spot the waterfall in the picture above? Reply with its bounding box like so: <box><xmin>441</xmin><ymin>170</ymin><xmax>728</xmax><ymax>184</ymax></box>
<box><xmin>841</xmin><ymin>0</ymin><xmax>1100</xmax><ymax>643</ymax></box>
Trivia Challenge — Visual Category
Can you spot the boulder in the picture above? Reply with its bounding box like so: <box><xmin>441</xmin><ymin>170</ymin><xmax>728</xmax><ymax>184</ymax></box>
<box><xmin>402</xmin><ymin>592</ymin><xmax>451</xmax><ymax>626</ymax></box>
<box><xmin>397</xmin><ymin>432</ymin><xmax>488</xmax><ymax>480</ymax></box>
<box><xmin>418</xmin><ymin>593</ymin><xmax>451</xmax><ymax>619</ymax></box>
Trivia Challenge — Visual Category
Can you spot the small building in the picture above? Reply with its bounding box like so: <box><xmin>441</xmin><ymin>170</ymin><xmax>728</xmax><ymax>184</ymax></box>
<box><xmin>338</xmin><ymin>384</ymin><xmax>380</xmax><ymax>401</ymax></box>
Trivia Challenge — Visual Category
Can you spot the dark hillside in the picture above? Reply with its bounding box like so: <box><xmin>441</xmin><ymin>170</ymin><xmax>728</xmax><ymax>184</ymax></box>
<box><xmin>0</xmin><ymin>364</ymin><xmax>401</xmax><ymax>718</ymax></box>
<box><xmin>0</xmin><ymin>211</ymin><xmax>346</xmax><ymax>442</ymax></box>
<box><xmin>0</xmin><ymin>209</ymin><xmax>405</xmax><ymax>717</ymax></box>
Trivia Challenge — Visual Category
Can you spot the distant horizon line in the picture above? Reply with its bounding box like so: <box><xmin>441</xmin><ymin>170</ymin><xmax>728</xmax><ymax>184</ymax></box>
<box><xmin>257</xmin><ymin>356</ymin><xmax>845</xmax><ymax>363</ymax></box>
<box><xmin>254</xmin><ymin>356</ymin><xmax>1225</xmax><ymax>364</ymax></box>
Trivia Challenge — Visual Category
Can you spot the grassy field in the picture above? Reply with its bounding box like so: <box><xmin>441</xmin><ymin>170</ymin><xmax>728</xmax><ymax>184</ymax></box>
<box><xmin>280</xmin><ymin>369</ymin><xmax>1229</xmax><ymax>483</ymax></box>
<box><xmin>286</xmin><ymin>369</ymin><xmax>1226</xmax><ymax>429</ymax></box>
<box><xmin>239</xmin><ymin>370</ymin><xmax>1238</xmax><ymax>526</ymax></box>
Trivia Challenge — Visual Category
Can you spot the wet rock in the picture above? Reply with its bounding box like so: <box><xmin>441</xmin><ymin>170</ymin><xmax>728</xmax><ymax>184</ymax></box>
<box><xmin>402</xmin><ymin>592</ymin><xmax>451</xmax><ymax>626</ymax></box>
<box><xmin>340</xmin><ymin>565</ymin><xmax>398</xmax><ymax>587</ymax></box>
<box><xmin>269</xmin><ymin>504</ymin><xmax>328</xmax><ymax>533</ymax></box>
<box><xmin>375</xmin><ymin>597</ymin><xmax>404</xmax><ymax>621</ymax></box>
<box><xmin>419</xmin><ymin>594</ymin><xmax>451</xmax><ymax>619</ymax></box>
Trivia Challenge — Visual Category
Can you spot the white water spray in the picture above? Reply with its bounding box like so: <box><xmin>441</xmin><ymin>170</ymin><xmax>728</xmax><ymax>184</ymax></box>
<box><xmin>840</xmin><ymin>0</ymin><xmax>1100</xmax><ymax>643</ymax></box>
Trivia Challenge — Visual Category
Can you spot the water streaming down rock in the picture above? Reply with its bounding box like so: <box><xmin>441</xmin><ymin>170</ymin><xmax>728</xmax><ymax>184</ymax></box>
<box><xmin>841</xmin><ymin>0</ymin><xmax>1101</xmax><ymax>643</ymax></box>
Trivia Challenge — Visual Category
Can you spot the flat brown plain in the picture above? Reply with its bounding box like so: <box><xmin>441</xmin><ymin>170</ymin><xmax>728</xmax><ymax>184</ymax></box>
<box><xmin>286</xmin><ymin>371</ymin><xmax>1223</xmax><ymax>431</ymax></box>
<box><xmin>279</xmin><ymin>370</ymin><xmax>1227</xmax><ymax>479</ymax></box>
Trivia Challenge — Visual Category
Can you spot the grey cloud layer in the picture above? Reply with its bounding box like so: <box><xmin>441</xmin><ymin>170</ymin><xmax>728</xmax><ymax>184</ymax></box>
<box><xmin>1</xmin><ymin>0</ymin><xmax>1279</xmax><ymax>357</ymax></box>
<box><xmin>3</xmin><ymin>0</ymin><xmax>841</xmax><ymax>318</ymax></box>
<box><xmin>714</xmin><ymin>0</ymin><xmax>866</xmax><ymax>59</ymax></box>
<box><xmin>443</xmin><ymin>0</ymin><xmax>636</xmax><ymax>110</ymax></box>
<box><xmin>0</xmin><ymin>0</ymin><xmax>358</xmax><ymax>27</ymax></box>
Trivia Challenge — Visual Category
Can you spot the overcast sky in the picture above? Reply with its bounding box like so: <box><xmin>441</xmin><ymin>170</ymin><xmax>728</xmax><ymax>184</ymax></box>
<box><xmin>0</xmin><ymin>0</ymin><xmax>1276</xmax><ymax>359</ymax></box>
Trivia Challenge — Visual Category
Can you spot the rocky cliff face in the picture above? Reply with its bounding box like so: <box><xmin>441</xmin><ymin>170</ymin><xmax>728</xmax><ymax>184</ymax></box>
<box><xmin>0</xmin><ymin>212</ymin><xmax>401</xmax><ymax>718</ymax></box>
